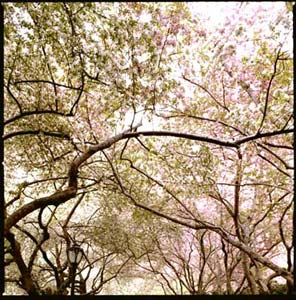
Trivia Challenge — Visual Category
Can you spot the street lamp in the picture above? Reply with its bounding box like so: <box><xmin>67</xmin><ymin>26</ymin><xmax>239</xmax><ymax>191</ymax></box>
<box><xmin>67</xmin><ymin>243</ymin><xmax>83</xmax><ymax>295</ymax></box>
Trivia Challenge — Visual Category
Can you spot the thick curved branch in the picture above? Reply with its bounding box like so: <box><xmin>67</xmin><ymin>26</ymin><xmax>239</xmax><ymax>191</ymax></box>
<box><xmin>4</xmin><ymin>188</ymin><xmax>76</xmax><ymax>236</ymax></box>
<box><xmin>125</xmin><ymin>131</ymin><xmax>238</xmax><ymax>148</ymax></box>
<box><xmin>5</xmin><ymin>126</ymin><xmax>293</xmax><ymax>246</ymax></box>
<box><xmin>4</xmin><ymin>125</ymin><xmax>141</xmax><ymax>235</ymax></box>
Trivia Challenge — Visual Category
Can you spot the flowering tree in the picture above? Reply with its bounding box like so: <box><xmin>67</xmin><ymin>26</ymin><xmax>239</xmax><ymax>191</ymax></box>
<box><xmin>3</xmin><ymin>2</ymin><xmax>293</xmax><ymax>295</ymax></box>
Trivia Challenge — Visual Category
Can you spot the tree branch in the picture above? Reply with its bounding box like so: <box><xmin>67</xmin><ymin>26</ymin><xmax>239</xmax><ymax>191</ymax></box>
<box><xmin>183</xmin><ymin>75</ymin><xmax>230</xmax><ymax>112</ymax></box>
<box><xmin>13</xmin><ymin>79</ymin><xmax>82</xmax><ymax>91</ymax></box>
<box><xmin>5</xmin><ymin>110</ymin><xmax>73</xmax><ymax>126</ymax></box>
<box><xmin>5</xmin><ymin>125</ymin><xmax>293</xmax><ymax>235</ymax></box>
<box><xmin>6</xmin><ymin>232</ymin><xmax>40</xmax><ymax>295</ymax></box>
<box><xmin>236</xmin><ymin>128</ymin><xmax>293</xmax><ymax>145</ymax></box>
<box><xmin>257</xmin><ymin>48</ymin><xmax>281</xmax><ymax>133</ymax></box>
<box><xmin>3</xmin><ymin>130</ymin><xmax>71</xmax><ymax>141</ymax></box>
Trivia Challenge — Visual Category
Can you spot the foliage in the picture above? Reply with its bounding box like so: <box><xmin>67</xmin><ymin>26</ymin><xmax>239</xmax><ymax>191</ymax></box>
<box><xmin>3</xmin><ymin>2</ymin><xmax>293</xmax><ymax>295</ymax></box>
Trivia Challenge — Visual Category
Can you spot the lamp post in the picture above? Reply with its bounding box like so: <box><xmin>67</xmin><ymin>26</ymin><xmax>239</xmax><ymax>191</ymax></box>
<box><xmin>67</xmin><ymin>243</ymin><xmax>83</xmax><ymax>296</ymax></box>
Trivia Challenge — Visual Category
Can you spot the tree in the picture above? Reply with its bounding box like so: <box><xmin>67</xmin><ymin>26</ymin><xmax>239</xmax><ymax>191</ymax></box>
<box><xmin>3</xmin><ymin>2</ymin><xmax>293</xmax><ymax>295</ymax></box>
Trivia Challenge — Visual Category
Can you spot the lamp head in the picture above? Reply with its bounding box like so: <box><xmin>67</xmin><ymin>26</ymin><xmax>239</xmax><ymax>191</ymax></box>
<box><xmin>67</xmin><ymin>243</ymin><xmax>83</xmax><ymax>265</ymax></box>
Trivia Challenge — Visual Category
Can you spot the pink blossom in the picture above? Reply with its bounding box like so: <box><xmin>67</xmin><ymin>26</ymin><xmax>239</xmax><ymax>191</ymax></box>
<box><xmin>196</xmin><ymin>29</ymin><xmax>206</xmax><ymax>37</ymax></box>
<box><xmin>167</xmin><ymin>39</ymin><xmax>176</xmax><ymax>47</ymax></box>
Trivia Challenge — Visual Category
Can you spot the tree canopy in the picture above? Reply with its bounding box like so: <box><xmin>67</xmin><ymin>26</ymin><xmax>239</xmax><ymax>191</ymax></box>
<box><xmin>3</xmin><ymin>2</ymin><xmax>294</xmax><ymax>295</ymax></box>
